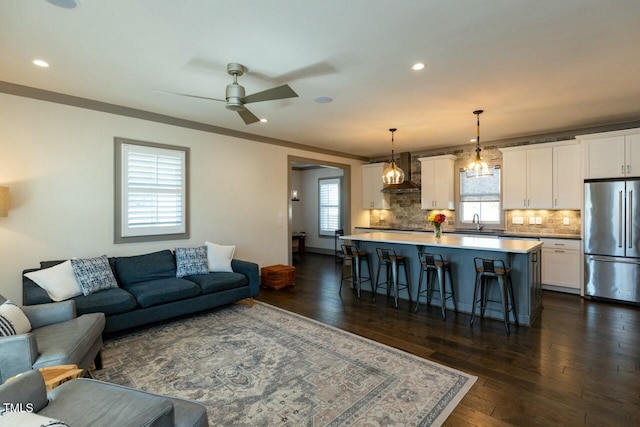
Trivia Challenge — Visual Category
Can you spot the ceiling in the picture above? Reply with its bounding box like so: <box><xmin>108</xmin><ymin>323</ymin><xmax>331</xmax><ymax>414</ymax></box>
<box><xmin>1</xmin><ymin>1</ymin><xmax>639</xmax><ymax>158</ymax></box>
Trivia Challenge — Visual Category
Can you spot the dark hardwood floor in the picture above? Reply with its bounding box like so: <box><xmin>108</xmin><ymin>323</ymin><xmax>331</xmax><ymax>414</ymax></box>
<box><xmin>256</xmin><ymin>253</ymin><xmax>640</xmax><ymax>426</ymax></box>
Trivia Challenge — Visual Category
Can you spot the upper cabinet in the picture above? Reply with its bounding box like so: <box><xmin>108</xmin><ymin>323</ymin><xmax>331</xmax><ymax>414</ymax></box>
<box><xmin>501</xmin><ymin>141</ymin><xmax>581</xmax><ymax>210</ymax></box>
<box><xmin>578</xmin><ymin>130</ymin><xmax>640</xmax><ymax>179</ymax></box>
<box><xmin>361</xmin><ymin>163</ymin><xmax>390</xmax><ymax>209</ymax></box>
<box><xmin>501</xmin><ymin>146</ymin><xmax>553</xmax><ymax>209</ymax></box>
<box><xmin>419</xmin><ymin>155</ymin><xmax>456</xmax><ymax>210</ymax></box>
<box><xmin>552</xmin><ymin>142</ymin><xmax>582</xmax><ymax>209</ymax></box>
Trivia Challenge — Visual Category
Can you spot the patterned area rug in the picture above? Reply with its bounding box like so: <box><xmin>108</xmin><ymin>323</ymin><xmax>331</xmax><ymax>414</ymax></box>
<box><xmin>93</xmin><ymin>302</ymin><xmax>476</xmax><ymax>426</ymax></box>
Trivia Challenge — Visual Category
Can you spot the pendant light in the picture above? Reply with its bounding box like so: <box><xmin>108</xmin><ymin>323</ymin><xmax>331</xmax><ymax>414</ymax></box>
<box><xmin>382</xmin><ymin>128</ymin><xmax>405</xmax><ymax>185</ymax></box>
<box><xmin>466</xmin><ymin>109</ymin><xmax>494</xmax><ymax>178</ymax></box>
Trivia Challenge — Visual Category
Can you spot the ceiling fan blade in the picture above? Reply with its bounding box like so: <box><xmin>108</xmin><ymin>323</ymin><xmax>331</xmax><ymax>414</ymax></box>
<box><xmin>153</xmin><ymin>89</ymin><xmax>225</xmax><ymax>103</ymax></box>
<box><xmin>241</xmin><ymin>84</ymin><xmax>298</xmax><ymax>104</ymax></box>
<box><xmin>238</xmin><ymin>108</ymin><xmax>260</xmax><ymax>125</ymax></box>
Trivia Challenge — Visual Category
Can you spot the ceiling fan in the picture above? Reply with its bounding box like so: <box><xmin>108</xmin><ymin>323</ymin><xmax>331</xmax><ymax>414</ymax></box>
<box><xmin>158</xmin><ymin>63</ymin><xmax>298</xmax><ymax>124</ymax></box>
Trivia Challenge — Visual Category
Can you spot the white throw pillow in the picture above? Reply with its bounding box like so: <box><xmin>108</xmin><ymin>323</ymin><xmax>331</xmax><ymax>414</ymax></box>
<box><xmin>0</xmin><ymin>300</ymin><xmax>32</xmax><ymax>336</ymax></box>
<box><xmin>24</xmin><ymin>260</ymin><xmax>83</xmax><ymax>302</ymax></box>
<box><xmin>0</xmin><ymin>410</ymin><xmax>67</xmax><ymax>427</ymax></box>
<box><xmin>205</xmin><ymin>241</ymin><xmax>236</xmax><ymax>272</ymax></box>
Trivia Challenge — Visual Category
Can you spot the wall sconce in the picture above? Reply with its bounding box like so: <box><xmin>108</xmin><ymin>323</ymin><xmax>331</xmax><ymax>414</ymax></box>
<box><xmin>291</xmin><ymin>190</ymin><xmax>300</xmax><ymax>202</ymax></box>
<box><xmin>0</xmin><ymin>186</ymin><xmax>9</xmax><ymax>217</ymax></box>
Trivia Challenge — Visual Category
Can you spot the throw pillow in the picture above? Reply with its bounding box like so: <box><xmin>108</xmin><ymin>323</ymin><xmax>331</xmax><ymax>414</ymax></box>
<box><xmin>0</xmin><ymin>300</ymin><xmax>32</xmax><ymax>337</ymax></box>
<box><xmin>205</xmin><ymin>241</ymin><xmax>236</xmax><ymax>272</ymax></box>
<box><xmin>23</xmin><ymin>260</ymin><xmax>83</xmax><ymax>302</ymax></box>
<box><xmin>71</xmin><ymin>255</ymin><xmax>119</xmax><ymax>296</ymax></box>
<box><xmin>175</xmin><ymin>246</ymin><xmax>209</xmax><ymax>277</ymax></box>
<box><xmin>0</xmin><ymin>411</ymin><xmax>68</xmax><ymax>426</ymax></box>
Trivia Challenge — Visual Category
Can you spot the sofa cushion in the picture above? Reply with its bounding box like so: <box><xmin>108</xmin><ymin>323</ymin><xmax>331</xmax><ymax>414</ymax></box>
<box><xmin>0</xmin><ymin>300</ymin><xmax>31</xmax><ymax>336</ymax></box>
<box><xmin>124</xmin><ymin>278</ymin><xmax>201</xmax><ymax>308</ymax></box>
<box><xmin>24</xmin><ymin>260</ymin><xmax>83</xmax><ymax>302</ymax></box>
<box><xmin>32</xmin><ymin>312</ymin><xmax>105</xmax><ymax>368</ymax></box>
<box><xmin>175</xmin><ymin>246</ymin><xmax>209</xmax><ymax>277</ymax></box>
<box><xmin>71</xmin><ymin>255</ymin><xmax>119</xmax><ymax>296</ymax></box>
<box><xmin>115</xmin><ymin>250</ymin><xmax>176</xmax><ymax>286</ymax></box>
<box><xmin>42</xmin><ymin>378</ymin><xmax>175</xmax><ymax>427</ymax></box>
<box><xmin>184</xmin><ymin>272</ymin><xmax>249</xmax><ymax>295</ymax></box>
<box><xmin>72</xmin><ymin>288</ymin><xmax>138</xmax><ymax>316</ymax></box>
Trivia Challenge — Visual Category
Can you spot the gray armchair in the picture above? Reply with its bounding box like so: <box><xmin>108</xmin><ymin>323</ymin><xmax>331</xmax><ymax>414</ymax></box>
<box><xmin>0</xmin><ymin>294</ymin><xmax>105</xmax><ymax>383</ymax></box>
<box><xmin>0</xmin><ymin>370</ymin><xmax>208</xmax><ymax>427</ymax></box>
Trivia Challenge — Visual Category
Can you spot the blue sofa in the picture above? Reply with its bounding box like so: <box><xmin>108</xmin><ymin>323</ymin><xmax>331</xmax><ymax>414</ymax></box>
<box><xmin>22</xmin><ymin>250</ymin><xmax>259</xmax><ymax>334</ymax></box>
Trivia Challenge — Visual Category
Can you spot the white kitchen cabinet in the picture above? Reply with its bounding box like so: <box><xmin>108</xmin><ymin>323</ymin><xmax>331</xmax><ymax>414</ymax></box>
<box><xmin>541</xmin><ymin>238</ymin><xmax>581</xmax><ymax>293</ymax></box>
<box><xmin>579</xmin><ymin>129</ymin><xmax>640</xmax><ymax>179</ymax></box>
<box><xmin>501</xmin><ymin>146</ymin><xmax>553</xmax><ymax>209</ymax></box>
<box><xmin>552</xmin><ymin>142</ymin><xmax>582</xmax><ymax>209</ymax></box>
<box><xmin>419</xmin><ymin>155</ymin><xmax>456</xmax><ymax>210</ymax></box>
<box><xmin>362</xmin><ymin>163</ymin><xmax>390</xmax><ymax>209</ymax></box>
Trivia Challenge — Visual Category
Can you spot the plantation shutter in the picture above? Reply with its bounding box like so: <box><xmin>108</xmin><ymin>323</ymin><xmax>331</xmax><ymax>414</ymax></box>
<box><xmin>122</xmin><ymin>144</ymin><xmax>186</xmax><ymax>237</ymax></box>
<box><xmin>319</xmin><ymin>178</ymin><xmax>341</xmax><ymax>236</ymax></box>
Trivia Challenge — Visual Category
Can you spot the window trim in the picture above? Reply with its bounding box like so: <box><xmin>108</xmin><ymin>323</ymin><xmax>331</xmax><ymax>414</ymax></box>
<box><xmin>114</xmin><ymin>137</ymin><xmax>190</xmax><ymax>244</ymax></box>
<box><xmin>454</xmin><ymin>160</ymin><xmax>504</xmax><ymax>229</ymax></box>
<box><xmin>318</xmin><ymin>176</ymin><xmax>343</xmax><ymax>237</ymax></box>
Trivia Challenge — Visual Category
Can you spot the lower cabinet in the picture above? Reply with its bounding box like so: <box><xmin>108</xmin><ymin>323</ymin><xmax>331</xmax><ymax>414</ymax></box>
<box><xmin>541</xmin><ymin>238</ymin><xmax>581</xmax><ymax>293</ymax></box>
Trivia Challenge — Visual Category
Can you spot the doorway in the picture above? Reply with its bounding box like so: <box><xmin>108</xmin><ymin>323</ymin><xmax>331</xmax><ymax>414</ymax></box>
<box><xmin>287</xmin><ymin>155</ymin><xmax>351</xmax><ymax>265</ymax></box>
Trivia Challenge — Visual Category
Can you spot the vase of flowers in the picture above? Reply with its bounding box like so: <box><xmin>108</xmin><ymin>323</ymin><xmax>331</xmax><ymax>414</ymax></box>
<box><xmin>427</xmin><ymin>213</ymin><xmax>447</xmax><ymax>239</ymax></box>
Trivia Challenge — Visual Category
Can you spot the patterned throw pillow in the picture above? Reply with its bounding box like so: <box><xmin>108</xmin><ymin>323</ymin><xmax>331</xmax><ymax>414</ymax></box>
<box><xmin>0</xmin><ymin>300</ymin><xmax>32</xmax><ymax>336</ymax></box>
<box><xmin>71</xmin><ymin>255</ymin><xmax>119</xmax><ymax>296</ymax></box>
<box><xmin>175</xmin><ymin>246</ymin><xmax>209</xmax><ymax>277</ymax></box>
<box><xmin>0</xmin><ymin>411</ymin><xmax>68</xmax><ymax>426</ymax></box>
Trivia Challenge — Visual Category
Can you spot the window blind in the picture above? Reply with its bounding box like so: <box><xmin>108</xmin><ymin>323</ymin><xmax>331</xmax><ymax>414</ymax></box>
<box><xmin>319</xmin><ymin>178</ymin><xmax>341</xmax><ymax>235</ymax></box>
<box><xmin>122</xmin><ymin>144</ymin><xmax>186</xmax><ymax>237</ymax></box>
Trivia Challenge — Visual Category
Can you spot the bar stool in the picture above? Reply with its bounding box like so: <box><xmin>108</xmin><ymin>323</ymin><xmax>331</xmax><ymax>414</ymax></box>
<box><xmin>414</xmin><ymin>252</ymin><xmax>457</xmax><ymax>319</ymax></box>
<box><xmin>374</xmin><ymin>248</ymin><xmax>411</xmax><ymax>308</ymax></box>
<box><xmin>470</xmin><ymin>257</ymin><xmax>518</xmax><ymax>334</ymax></box>
<box><xmin>340</xmin><ymin>244</ymin><xmax>373</xmax><ymax>299</ymax></box>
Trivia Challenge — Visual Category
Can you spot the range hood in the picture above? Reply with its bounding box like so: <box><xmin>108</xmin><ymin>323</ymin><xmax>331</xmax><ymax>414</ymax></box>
<box><xmin>381</xmin><ymin>152</ymin><xmax>421</xmax><ymax>193</ymax></box>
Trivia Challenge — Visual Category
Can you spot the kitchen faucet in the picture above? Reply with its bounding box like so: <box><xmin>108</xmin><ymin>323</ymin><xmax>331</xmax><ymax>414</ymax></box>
<box><xmin>472</xmin><ymin>213</ymin><xmax>483</xmax><ymax>231</ymax></box>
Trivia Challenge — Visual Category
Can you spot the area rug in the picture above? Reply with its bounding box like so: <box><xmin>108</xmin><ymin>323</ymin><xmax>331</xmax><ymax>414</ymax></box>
<box><xmin>93</xmin><ymin>301</ymin><xmax>476</xmax><ymax>426</ymax></box>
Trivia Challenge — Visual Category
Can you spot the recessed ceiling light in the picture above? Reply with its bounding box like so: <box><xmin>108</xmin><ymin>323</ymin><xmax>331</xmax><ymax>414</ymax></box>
<box><xmin>260</xmin><ymin>118</ymin><xmax>268</xmax><ymax>123</ymax></box>
<box><xmin>46</xmin><ymin>0</ymin><xmax>79</xmax><ymax>9</ymax></box>
<box><xmin>32</xmin><ymin>59</ymin><xmax>50</xmax><ymax>68</ymax></box>
<box><xmin>411</xmin><ymin>62</ymin><xmax>426</xmax><ymax>71</ymax></box>
<box><xmin>314</xmin><ymin>96</ymin><xmax>333</xmax><ymax>104</ymax></box>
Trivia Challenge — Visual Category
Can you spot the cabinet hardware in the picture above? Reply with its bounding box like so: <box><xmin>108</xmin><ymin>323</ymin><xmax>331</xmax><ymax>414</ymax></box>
<box><xmin>622</xmin><ymin>165</ymin><xmax>625</xmax><ymax>174</ymax></box>
<box><xmin>554</xmin><ymin>250</ymin><xmax>565</xmax><ymax>253</ymax></box>
<box><xmin>628</xmin><ymin>164</ymin><xmax>631</xmax><ymax>174</ymax></box>
<box><xmin>553</xmin><ymin>243</ymin><xmax>565</xmax><ymax>246</ymax></box>
<box><xmin>629</xmin><ymin>190</ymin><xmax>633</xmax><ymax>249</ymax></box>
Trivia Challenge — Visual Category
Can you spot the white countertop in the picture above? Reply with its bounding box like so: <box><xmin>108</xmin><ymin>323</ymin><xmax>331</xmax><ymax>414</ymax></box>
<box><xmin>341</xmin><ymin>232</ymin><xmax>543</xmax><ymax>254</ymax></box>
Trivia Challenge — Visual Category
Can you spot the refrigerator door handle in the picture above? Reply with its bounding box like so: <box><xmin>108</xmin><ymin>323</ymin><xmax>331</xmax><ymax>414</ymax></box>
<box><xmin>629</xmin><ymin>190</ymin><xmax>633</xmax><ymax>249</ymax></box>
<box><xmin>619</xmin><ymin>190</ymin><xmax>623</xmax><ymax>248</ymax></box>
<box><xmin>591</xmin><ymin>257</ymin><xmax>640</xmax><ymax>266</ymax></box>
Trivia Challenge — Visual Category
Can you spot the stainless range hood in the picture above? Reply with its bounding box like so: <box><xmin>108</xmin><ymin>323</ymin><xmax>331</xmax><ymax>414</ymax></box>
<box><xmin>381</xmin><ymin>152</ymin><xmax>421</xmax><ymax>193</ymax></box>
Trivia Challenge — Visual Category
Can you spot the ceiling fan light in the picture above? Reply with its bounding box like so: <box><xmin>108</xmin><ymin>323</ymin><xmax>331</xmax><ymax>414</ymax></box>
<box><xmin>382</xmin><ymin>162</ymin><xmax>405</xmax><ymax>185</ymax></box>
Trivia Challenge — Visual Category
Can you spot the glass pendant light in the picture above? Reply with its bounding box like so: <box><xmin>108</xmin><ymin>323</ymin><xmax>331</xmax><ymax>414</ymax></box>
<box><xmin>466</xmin><ymin>109</ymin><xmax>494</xmax><ymax>178</ymax></box>
<box><xmin>382</xmin><ymin>128</ymin><xmax>405</xmax><ymax>185</ymax></box>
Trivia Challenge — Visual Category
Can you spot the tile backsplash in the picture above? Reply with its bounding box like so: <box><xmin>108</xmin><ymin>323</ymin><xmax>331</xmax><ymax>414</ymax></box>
<box><xmin>504</xmin><ymin>210</ymin><xmax>581</xmax><ymax>235</ymax></box>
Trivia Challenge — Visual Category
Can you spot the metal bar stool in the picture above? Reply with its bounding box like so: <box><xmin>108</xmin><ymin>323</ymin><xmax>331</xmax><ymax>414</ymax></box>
<box><xmin>374</xmin><ymin>248</ymin><xmax>411</xmax><ymax>308</ymax></box>
<box><xmin>334</xmin><ymin>229</ymin><xmax>345</xmax><ymax>262</ymax></box>
<box><xmin>470</xmin><ymin>257</ymin><xmax>519</xmax><ymax>334</ymax></box>
<box><xmin>340</xmin><ymin>244</ymin><xmax>373</xmax><ymax>299</ymax></box>
<box><xmin>414</xmin><ymin>251</ymin><xmax>457</xmax><ymax>319</ymax></box>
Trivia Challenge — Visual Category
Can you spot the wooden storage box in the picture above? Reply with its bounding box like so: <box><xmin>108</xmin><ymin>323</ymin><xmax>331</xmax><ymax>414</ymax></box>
<box><xmin>261</xmin><ymin>264</ymin><xmax>296</xmax><ymax>290</ymax></box>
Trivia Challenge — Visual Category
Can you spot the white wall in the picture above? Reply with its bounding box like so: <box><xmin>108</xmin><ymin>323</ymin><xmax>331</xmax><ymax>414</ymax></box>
<box><xmin>0</xmin><ymin>93</ymin><xmax>368</xmax><ymax>303</ymax></box>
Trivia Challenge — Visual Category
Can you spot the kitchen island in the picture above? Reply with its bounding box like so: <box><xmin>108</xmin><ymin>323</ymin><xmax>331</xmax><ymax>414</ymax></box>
<box><xmin>340</xmin><ymin>232</ymin><xmax>543</xmax><ymax>326</ymax></box>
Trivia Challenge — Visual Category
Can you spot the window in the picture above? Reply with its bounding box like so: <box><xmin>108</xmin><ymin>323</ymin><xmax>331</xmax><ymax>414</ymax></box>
<box><xmin>459</xmin><ymin>167</ymin><xmax>501</xmax><ymax>223</ymax></box>
<box><xmin>318</xmin><ymin>177</ymin><xmax>341</xmax><ymax>236</ymax></box>
<box><xmin>115</xmin><ymin>138</ymin><xmax>189</xmax><ymax>243</ymax></box>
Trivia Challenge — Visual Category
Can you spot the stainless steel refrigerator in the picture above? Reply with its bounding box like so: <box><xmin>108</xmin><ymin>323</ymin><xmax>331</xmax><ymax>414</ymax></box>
<box><xmin>584</xmin><ymin>179</ymin><xmax>640</xmax><ymax>303</ymax></box>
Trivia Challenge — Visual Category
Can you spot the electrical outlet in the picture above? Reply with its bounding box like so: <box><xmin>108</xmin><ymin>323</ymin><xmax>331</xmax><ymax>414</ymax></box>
<box><xmin>535</xmin><ymin>217</ymin><xmax>542</xmax><ymax>225</ymax></box>
<box><xmin>529</xmin><ymin>217</ymin><xmax>536</xmax><ymax>225</ymax></box>
<box><xmin>380</xmin><ymin>215</ymin><xmax>385</xmax><ymax>221</ymax></box>
<box><xmin>563</xmin><ymin>217</ymin><xmax>570</xmax><ymax>225</ymax></box>
<box><xmin>512</xmin><ymin>216</ymin><xmax>524</xmax><ymax>224</ymax></box>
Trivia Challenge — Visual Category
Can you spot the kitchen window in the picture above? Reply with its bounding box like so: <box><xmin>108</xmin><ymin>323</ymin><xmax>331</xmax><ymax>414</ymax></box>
<box><xmin>318</xmin><ymin>177</ymin><xmax>342</xmax><ymax>236</ymax></box>
<box><xmin>114</xmin><ymin>138</ymin><xmax>189</xmax><ymax>243</ymax></box>
<box><xmin>458</xmin><ymin>166</ymin><xmax>501</xmax><ymax>224</ymax></box>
